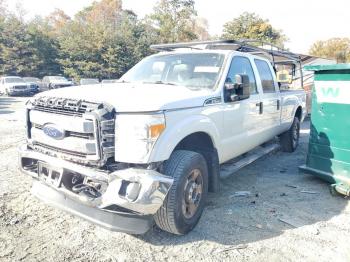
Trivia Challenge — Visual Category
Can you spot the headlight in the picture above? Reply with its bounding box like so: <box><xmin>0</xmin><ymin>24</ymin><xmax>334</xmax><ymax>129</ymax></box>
<box><xmin>115</xmin><ymin>113</ymin><xmax>166</xmax><ymax>163</ymax></box>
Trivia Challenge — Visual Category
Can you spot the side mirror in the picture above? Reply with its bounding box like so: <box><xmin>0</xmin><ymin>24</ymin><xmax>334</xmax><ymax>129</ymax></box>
<box><xmin>224</xmin><ymin>78</ymin><xmax>235</xmax><ymax>90</ymax></box>
<box><xmin>225</xmin><ymin>74</ymin><xmax>250</xmax><ymax>102</ymax></box>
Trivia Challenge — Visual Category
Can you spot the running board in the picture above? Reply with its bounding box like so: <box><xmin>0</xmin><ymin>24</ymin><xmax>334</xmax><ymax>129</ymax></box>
<box><xmin>220</xmin><ymin>143</ymin><xmax>280</xmax><ymax>179</ymax></box>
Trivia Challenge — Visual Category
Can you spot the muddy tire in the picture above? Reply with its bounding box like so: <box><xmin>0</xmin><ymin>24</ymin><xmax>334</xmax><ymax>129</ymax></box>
<box><xmin>280</xmin><ymin>117</ymin><xmax>300</xmax><ymax>152</ymax></box>
<box><xmin>154</xmin><ymin>150</ymin><xmax>208</xmax><ymax>235</ymax></box>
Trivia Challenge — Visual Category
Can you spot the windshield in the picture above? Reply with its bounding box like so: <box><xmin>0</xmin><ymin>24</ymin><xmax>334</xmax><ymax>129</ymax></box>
<box><xmin>4</xmin><ymin>77</ymin><xmax>25</xmax><ymax>84</ymax></box>
<box><xmin>49</xmin><ymin>76</ymin><xmax>67</xmax><ymax>81</ymax></box>
<box><xmin>120</xmin><ymin>53</ymin><xmax>225</xmax><ymax>90</ymax></box>
<box><xmin>23</xmin><ymin>77</ymin><xmax>39</xmax><ymax>82</ymax></box>
<box><xmin>80</xmin><ymin>79</ymin><xmax>99</xmax><ymax>85</ymax></box>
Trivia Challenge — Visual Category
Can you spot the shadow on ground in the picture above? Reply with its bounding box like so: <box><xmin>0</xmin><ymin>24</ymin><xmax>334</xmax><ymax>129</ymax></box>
<box><xmin>134</xmin><ymin>120</ymin><xmax>347</xmax><ymax>246</ymax></box>
<box><xmin>0</xmin><ymin>97</ymin><xmax>21</xmax><ymax>115</ymax></box>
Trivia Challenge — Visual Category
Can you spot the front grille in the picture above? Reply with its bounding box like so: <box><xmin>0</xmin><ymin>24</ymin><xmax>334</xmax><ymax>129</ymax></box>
<box><xmin>33</xmin><ymin>124</ymin><xmax>94</xmax><ymax>140</ymax></box>
<box><xmin>28</xmin><ymin>96</ymin><xmax>115</xmax><ymax>167</ymax></box>
<box><xmin>14</xmin><ymin>85</ymin><xmax>27</xmax><ymax>90</ymax></box>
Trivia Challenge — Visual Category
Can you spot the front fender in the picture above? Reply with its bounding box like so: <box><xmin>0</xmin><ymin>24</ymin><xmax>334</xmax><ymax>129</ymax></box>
<box><xmin>148</xmin><ymin>111</ymin><xmax>221</xmax><ymax>163</ymax></box>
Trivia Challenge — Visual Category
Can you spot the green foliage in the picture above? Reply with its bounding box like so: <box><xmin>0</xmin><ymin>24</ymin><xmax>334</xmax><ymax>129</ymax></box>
<box><xmin>56</xmin><ymin>1</ymin><xmax>159</xmax><ymax>80</ymax></box>
<box><xmin>0</xmin><ymin>0</ymin><xmax>162</xmax><ymax>80</ymax></box>
<box><xmin>221</xmin><ymin>12</ymin><xmax>287</xmax><ymax>47</ymax></box>
<box><xmin>147</xmin><ymin>0</ymin><xmax>203</xmax><ymax>43</ymax></box>
<box><xmin>309</xmin><ymin>38</ymin><xmax>350</xmax><ymax>63</ymax></box>
<box><xmin>0</xmin><ymin>15</ymin><xmax>42</xmax><ymax>76</ymax></box>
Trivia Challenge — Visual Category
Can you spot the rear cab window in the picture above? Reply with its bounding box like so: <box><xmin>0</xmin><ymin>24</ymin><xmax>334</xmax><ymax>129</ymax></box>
<box><xmin>254</xmin><ymin>59</ymin><xmax>276</xmax><ymax>93</ymax></box>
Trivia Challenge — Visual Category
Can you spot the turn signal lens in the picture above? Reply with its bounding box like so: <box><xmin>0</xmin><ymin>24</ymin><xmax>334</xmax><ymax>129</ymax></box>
<box><xmin>149</xmin><ymin>123</ymin><xmax>165</xmax><ymax>139</ymax></box>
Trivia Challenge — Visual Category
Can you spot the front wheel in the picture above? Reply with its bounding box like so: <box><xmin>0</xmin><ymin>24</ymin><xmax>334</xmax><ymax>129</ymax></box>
<box><xmin>280</xmin><ymin>117</ymin><xmax>300</xmax><ymax>152</ymax></box>
<box><xmin>154</xmin><ymin>150</ymin><xmax>208</xmax><ymax>235</ymax></box>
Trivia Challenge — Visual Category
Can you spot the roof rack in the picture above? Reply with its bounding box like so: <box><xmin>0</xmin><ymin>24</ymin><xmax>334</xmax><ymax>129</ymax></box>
<box><xmin>150</xmin><ymin>39</ymin><xmax>302</xmax><ymax>65</ymax></box>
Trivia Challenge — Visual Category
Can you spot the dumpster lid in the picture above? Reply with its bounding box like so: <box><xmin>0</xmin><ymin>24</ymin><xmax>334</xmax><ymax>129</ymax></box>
<box><xmin>304</xmin><ymin>63</ymin><xmax>350</xmax><ymax>71</ymax></box>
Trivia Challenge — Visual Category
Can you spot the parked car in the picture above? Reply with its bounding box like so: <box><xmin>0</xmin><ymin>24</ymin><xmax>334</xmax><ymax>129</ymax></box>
<box><xmin>41</xmin><ymin>76</ymin><xmax>73</xmax><ymax>91</ymax></box>
<box><xmin>19</xmin><ymin>40</ymin><xmax>306</xmax><ymax>235</ymax></box>
<box><xmin>23</xmin><ymin>77</ymin><xmax>41</xmax><ymax>94</ymax></box>
<box><xmin>101</xmin><ymin>79</ymin><xmax>118</xmax><ymax>84</ymax></box>
<box><xmin>0</xmin><ymin>76</ymin><xmax>31</xmax><ymax>96</ymax></box>
<box><xmin>80</xmin><ymin>78</ymin><xmax>100</xmax><ymax>85</ymax></box>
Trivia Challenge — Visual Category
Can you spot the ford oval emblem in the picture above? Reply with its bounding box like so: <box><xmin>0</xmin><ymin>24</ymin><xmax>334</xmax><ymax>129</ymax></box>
<box><xmin>42</xmin><ymin>123</ymin><xmax>65</xmax><ymax>140</ymax></box>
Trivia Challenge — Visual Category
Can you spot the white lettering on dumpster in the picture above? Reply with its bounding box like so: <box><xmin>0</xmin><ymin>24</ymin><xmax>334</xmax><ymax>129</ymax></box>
<box><xmin>315</xmin><ymin>81</ymin><xmax>350</xmax><ymax>104</ymax></box>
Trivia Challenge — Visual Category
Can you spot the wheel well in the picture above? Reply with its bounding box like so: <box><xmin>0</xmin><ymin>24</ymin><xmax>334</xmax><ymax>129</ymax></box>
<box><xmin>173</xmin><ymin>132</ymin><xmax>219</xmax><ymax>192</ymax></box>
<box><xmin>174</xmin><ymin>132</ymin><xmax>214</xmax><ymax>153</ymax></box>
<box><xmin>295</xmin><ymin>106</ymin><xmax>302</xmax><ymax>120</ymax></box>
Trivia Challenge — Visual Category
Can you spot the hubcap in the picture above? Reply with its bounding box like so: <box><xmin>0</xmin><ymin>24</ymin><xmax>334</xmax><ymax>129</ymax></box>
<box><xmin>182</xmin><ymin>169</ymin><xmax>203</xmax><ymax>219</ymax></box>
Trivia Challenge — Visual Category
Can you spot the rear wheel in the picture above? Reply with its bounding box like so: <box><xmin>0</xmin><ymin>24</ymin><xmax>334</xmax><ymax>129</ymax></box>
<box><xmin>154</xmin><ymin>150</ymin><xmax>208</xmax><ymax>235</ymax></box>
<box><xmin>280</xmin><ymin>117</ymin><xmax>300</xmax><ymax>152</ymax></box>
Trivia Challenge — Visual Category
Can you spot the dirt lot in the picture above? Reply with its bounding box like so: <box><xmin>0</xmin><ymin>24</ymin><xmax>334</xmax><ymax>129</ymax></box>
<box><xmin>1</xmin><ymin>96</ymin><xmax>350</xmax><ymax>262</ymax></box>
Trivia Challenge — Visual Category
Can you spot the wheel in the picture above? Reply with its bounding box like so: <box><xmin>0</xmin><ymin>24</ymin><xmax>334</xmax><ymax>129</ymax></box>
<box><xmin>154</xmin><ymin>150</ymin><xmax>208</xmax><ymax>235</ymax></box>
<box><xmin>280</xmin><ymin>117</ymin><xmax>300</xmax><ymax>152</ymax></box>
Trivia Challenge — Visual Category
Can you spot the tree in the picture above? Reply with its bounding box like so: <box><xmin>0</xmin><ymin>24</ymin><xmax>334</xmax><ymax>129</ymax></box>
<box><xmin>309</xmin><ymin>38</ymin><xmax>350</xmax><ymax>63</ymax></box>
<box><xmin>27</xmin><ymin>17</ymin><xmax>62</xmax><ymax>77</ymax></box>
<box><xmin>56</xmin><ymin>0</ymin><xmax>157</xmax><ymax>80</ymax></box>
<box><xmin>0</xmin><ymin>14</ymin><xmax>42</xmax><ymax>76</ymax></box>
<box><xmin>221</xmin><ymin>12</ymin><xmax>287</xmax><ymax>47</ymax></box>
<box><xmin>147</xmin><ymin>0</ymin><xmax>208</xmax><ymax>43</ymax></box>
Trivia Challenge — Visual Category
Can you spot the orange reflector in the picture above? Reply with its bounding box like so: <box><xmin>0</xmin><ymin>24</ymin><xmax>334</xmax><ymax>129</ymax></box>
<box><xmin>150</xmin><ymin>123</ymin><xmax>165</xmax><ymax>138</ymax></box>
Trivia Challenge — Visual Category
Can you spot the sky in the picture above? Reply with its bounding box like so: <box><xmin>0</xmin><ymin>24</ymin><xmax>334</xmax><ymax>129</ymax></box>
<box><xmin>6</xmin><ymin>0</ymin><xmax>350</xmax><ymax>54</ymax></box>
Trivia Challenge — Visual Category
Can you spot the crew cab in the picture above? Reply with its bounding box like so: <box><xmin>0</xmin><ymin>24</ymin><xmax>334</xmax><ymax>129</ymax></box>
<box><xmin>19</xmin><ymin>40</ymin><xmax>306</xmax><ymax>235</ymax></box>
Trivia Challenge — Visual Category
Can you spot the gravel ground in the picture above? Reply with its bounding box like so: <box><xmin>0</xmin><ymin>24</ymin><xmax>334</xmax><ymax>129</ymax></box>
<box><xmin>1</xmin><ymin>96</ymin><xmax>350</xmax><ymax>262</ymax></box>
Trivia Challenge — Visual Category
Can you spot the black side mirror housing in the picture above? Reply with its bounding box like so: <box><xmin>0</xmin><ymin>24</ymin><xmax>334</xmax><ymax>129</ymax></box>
<box><xmin>225</xmin><ymin>74</ymin><xmax>250</xmax><ymax>102</ymax></box>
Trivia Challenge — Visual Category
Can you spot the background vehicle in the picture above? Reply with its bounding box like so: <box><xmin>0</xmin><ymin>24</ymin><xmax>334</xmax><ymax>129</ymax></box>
<box><xmin>19</xmin><ymin>40</ymin><xmax>306</xmax><ymax>235</ymax></box>
<box><xmin>0</xmin><ymin>76</ymin><xmax>31</xmax><ymax>96</ymax></box>
<box><xmin>23</xmin><ymin>77</ymin><xmax>41</xmax><ymax>94</ymax></box>
<box><xmin>41</xmin><ymin>76</ymin><xmax>73</xmax><ymax>91</ymax></box>
<box><xmin>80</xmin><ymin>78</ymin><xmax>100</xmax><ymax>85</ymax></box>
<box><xmin>101</xmin><ymin>79</ymin><xmax>118</xmax><ymax>84</ymax></box>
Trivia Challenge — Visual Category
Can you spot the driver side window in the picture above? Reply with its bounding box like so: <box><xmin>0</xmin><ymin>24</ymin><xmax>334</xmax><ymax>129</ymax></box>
<box><xmin>227</xmin><ymin>56</ymin><xmax>257</xmax><ymax>94</ymax></box>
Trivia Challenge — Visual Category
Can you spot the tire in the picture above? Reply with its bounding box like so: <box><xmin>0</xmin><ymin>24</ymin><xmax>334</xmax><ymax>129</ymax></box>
<box><xmin>154</xmin><ymin>150</ymin><xmax>208</xmax><ymax>235</ymax></box>
<box><xmin>280</xmin><ymin>117</ymin><xmax>300</xmax><ymax>152</ymax></box>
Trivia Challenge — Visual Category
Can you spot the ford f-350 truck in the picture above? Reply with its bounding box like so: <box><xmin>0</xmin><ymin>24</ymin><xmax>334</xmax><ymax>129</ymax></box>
<box><xmin>19</xmin><ymin>40</ymin><xmax>306</xmax><ymax>235</ymax></box>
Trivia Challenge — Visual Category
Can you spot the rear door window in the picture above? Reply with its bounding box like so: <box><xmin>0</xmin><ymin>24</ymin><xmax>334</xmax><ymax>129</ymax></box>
<box><xmin>255</xmin><ymin>59</ymin><xmax>276</xmax><ymax>93</ymax></box>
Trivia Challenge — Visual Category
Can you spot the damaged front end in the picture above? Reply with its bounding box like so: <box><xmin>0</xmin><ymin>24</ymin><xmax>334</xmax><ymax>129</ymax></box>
<box><xmin>19</xmin><ymin>96</ymin><xmax>173</xmax><ymax>234</ymax></box>
<box><xmin>19</xmin><ymin>144</ymin><xmax>173</xmax><ymax>234</ymax></box>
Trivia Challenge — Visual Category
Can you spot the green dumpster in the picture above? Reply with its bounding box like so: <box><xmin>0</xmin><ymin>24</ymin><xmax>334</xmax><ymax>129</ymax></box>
<box><xmin>299</xmin><ymin>64</ymin><xmax>350</xmax><ymax>196</ymax></box>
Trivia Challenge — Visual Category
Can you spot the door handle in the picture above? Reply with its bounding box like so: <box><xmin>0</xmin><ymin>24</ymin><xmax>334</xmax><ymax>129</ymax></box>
<box><xmin>256</xmin><ymin>102</ymin><xmax>263</xmax><ymax>114</ymax></box>
<box><xmin>277</xmin><ymin>99</ymin><xmax>280</xmax><ymax>110</ymax></box>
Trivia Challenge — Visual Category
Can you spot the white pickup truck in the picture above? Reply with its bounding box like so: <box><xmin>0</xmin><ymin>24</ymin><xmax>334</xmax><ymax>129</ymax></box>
<box><xmin>19</xmin><ymin>40</ymin><xmax>306</xmax><ymax>235</ymax></box>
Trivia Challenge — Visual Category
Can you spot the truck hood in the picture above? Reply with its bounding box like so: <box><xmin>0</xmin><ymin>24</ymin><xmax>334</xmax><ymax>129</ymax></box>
<box><xmin>4</xmin><ymin>83</ymin><xmax>28</xmax><ymax>88</ymax></box>
<box><xmin>35</xmin><ymin>83</ymin><xmax>215</xmax><ymax>112</ymax></box>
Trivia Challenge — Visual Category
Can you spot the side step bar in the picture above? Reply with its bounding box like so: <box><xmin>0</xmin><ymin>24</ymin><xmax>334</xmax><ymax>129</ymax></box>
<box><xmin>220</xmin><ymin>143</ymin><xmax>280</xmax><ymax>179</ymax></box>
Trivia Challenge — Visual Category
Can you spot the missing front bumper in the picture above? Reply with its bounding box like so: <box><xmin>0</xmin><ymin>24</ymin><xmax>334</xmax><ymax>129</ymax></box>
<box><xmin>19</xmin><ymin>144</ymin><xmax>173</xmax><ymax>230</ymax></box>
<box><xmin>31</xmin><ymin>181</ymin><xmax>153</xmax><ymax>234</ymax></box>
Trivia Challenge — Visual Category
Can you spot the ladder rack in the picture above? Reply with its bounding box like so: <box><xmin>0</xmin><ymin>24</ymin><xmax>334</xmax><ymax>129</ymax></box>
<box><xmin>150</xmin><ymin>39</ymin><xmax>301</xmax><ymax>65</ymax></box>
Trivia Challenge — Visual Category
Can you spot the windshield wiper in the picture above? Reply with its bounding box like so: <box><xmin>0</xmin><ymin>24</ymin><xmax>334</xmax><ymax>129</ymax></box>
<box><xmin>143</xmin><ymin>81</ymin><xmax>177</xmax><ymax>86</ymax></box>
